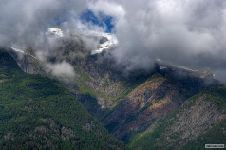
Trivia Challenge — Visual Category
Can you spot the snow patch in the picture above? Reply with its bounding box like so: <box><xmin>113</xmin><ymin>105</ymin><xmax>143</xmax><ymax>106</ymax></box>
<box><xmin>91</xmin><ymin>33</ymin><xmax>118</xmax><ymax>55</ymax></box>
<box><xmin>47</xmin><ymin>28</ymin><xmax>64</xmax><ymax>38</ymax></box>
<box><xmin>75</xmin><ymin>27</ymin><xmax>119</xmax><ymax>55</ymax></box>
<box><xmin>10</xmin><ymin>47</ymin><xmax>37</xmax><ymax>60</ymax></box>
<box><xmin>11</xmin><ymin>47</ymin><xmax>25</xmax><ymax>54</ymax></box>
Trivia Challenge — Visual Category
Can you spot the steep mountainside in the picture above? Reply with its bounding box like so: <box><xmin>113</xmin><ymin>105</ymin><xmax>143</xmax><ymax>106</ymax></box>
<box><xmin>103</xmin><ymin>72</ymin><xmax>209</xmax><ymax>142</ymax></box>
<box><xmin>128</xmin><ymin>86</ymin><xmax>226</xmax><ymax>149</ymax></box>
<box><xmin>0</xmin><ymin>49</ymin><xmax>123</xmax><ymax>149</ymax></box>
<box><xmin>6</xmin><ymin>34</ymin><xmax>226</xmax><ymax>150</ymax></box>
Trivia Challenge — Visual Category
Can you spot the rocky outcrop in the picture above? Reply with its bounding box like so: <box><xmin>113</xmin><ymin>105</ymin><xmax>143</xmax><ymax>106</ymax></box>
<box><xmin>8</xmin><ymin>47</ymin><xmax>44</xmax><ymax>74</ymax></box>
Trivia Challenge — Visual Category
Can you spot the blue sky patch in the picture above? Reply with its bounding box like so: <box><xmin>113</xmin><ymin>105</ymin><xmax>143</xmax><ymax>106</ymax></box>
<box><xmin>80</xmin><ymin>9</ymin><xmax>115</xmax><ymax>33</ymax></box>
<box><xmin>48</xmin><ymin>9</ymin><xmax>115</xmax><ymax>33</ymax></box>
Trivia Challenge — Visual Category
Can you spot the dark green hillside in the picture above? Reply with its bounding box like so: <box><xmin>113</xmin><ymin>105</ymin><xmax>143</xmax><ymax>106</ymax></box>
<box><xmin>0</xmin><ymin>49</ymin><xmax>123</xmax><ymax>149</ymax></box>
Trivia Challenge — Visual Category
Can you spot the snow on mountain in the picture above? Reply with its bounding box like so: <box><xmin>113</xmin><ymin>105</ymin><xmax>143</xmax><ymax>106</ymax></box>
<box><xmin>69</xmin><ymin>25</ymin><xmax>119</xmax><ymax>55</ymax></box>
<box><xmin>91</xmin><ymin>32</ymin><xmax>118</xmax><ymax>55</ymax></box>
<box><xmin>10</xmin><ymin>47</ymin><xmax>37</xmax><ymax>60</ymax></box>
<box><xmin>11</xmin><ymin>47</ymin><xmax>25</xmax><ymax>54</ymax></box>
<box><xmin>46</xmin><ymin>28</ymin><xmax>64</xmax><ymax>38</ymax></box>
<box><xmin>11</xmin><ymin>27</ymin><xmax>118</xmax><ymax>59</ymax></box>
<box><xmin>46</xmin><ymin>27</ymin><xmax>118</xmax><ymax>55</ymax></box>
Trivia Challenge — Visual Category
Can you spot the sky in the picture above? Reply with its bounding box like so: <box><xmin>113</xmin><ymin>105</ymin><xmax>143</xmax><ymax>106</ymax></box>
<box><xmin>0</xmin><ymin>0</ymin><xmax>226</xmax><ymax>82</ymax></box>
<box><xmin>80</xmin><ymin>9</ymin><xmax>114</xmax><ymax>33</ymax></box>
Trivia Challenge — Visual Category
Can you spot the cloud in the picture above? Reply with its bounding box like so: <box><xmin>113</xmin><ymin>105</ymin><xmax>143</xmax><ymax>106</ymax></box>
<box><xmin>0</xmin><ymin>0</ymin><xmax>90</xmax><ymax>80</ymax></box>
<box><xmin>46</xmin><ymin>61</ymin><xmax>76</xmax><ymax>79</ymax></box>
<box><xmin>90</xmin><ymin>0</ymin><xmax>226</xmax><ymax>82</ymax></box>
<box><xmin>214</xmin><ymin>70</ymin><xmax>226</xmax><ymax>83</ymax></box>
<box><xmin>0</xmin><ymin>0</ymin><xmax>87</xmax><ymax>47</ymax></box>
<box><xmin>88</xmin><ymin>0</ymin><xmax>125</xmax><ymax>20</ymax></box>
<box><xmin>1</xmin><ymin>0</ymin><xmax>226</xmax><ymax>83</ymax></box>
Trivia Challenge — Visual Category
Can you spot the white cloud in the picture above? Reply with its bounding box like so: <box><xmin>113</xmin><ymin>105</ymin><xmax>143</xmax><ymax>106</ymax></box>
<box><xmin>46</xmin><ymin>61</ymin><xmax>75</xmax><ymax>79</ymax></box>
<box><xmin>89</xmin><ymin>0</ymin><xmax>226</xmax><ymax>82</ymax></box>
<box><xmin>0</xmin><ymin>0</ymin><xmax>87</xmax><ymax>47</ymax></box>
<box><xmin>88</xmin><ymin>0</ymin><xmax>125</xmax><ymax>20</ymax></box>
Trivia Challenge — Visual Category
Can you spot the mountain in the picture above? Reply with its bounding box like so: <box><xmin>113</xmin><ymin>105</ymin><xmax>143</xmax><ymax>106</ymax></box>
<box><xmin>0</xmin><ymin>48</ymin><xmax>123</xmax><ymax>149</ymax></box>
<box><xmin>4</xmin><ymin>28</ymin><xmax>226</xmax><ymax>149</ymax></box>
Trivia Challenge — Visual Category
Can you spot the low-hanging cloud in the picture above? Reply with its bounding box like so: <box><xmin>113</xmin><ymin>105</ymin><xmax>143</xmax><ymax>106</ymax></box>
<box><xmin>90</xmin><ymin>0</ymin><xmax>226</xmax><ymax>82</ymax></box>
<box><xmin>46</xmin><ymin>61</ymin><xmax>76</xmax><ymax>79</ymax></box>
<box><xmin>1</xmin><ymin>0</ymin><xmax>226</xmax><ymax>82</ymax></box>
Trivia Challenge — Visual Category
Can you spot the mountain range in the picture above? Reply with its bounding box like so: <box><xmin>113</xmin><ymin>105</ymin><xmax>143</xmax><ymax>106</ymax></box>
<box><xmin>0</xmin><ymin>29</ymin><xmax>226</xmax><ymax>149</ymax></box>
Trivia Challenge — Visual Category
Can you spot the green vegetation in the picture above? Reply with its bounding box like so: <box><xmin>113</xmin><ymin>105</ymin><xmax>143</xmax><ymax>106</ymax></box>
<box><xmin>127</xmin><ymin>110</ymin><xmax>178</xmax><ymax>150</ymax></box>
<box><xmin>0</xmin><ymin>49</ymin><xmax>123</xmax><ymax>149</ymax></box>
<box><xmin>2</xmin><ymin>47</ymin><xmax>226</xmax><ymax>150</ymax></box>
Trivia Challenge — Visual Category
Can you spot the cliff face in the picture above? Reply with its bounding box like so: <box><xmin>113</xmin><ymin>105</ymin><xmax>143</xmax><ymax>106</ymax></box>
<box><xmin>8</xmin><ymin>47</ymin><xmax>44</xmax><ymax>75</ymax></box>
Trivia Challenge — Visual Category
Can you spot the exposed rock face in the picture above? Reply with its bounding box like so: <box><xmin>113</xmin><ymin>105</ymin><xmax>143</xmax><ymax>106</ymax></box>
<box><xmin>8</xmin><ymin>47</ymin><xmax>44</xmax><ymax>74</ymax></box>
<box><xmin>163</xmin><ymin>96</ymin><xmax>222</xmax><ymax>146</ymax></box>
<box><xmin>104</xmin><ymin>75</ymin><xmax>189</xmax><ymax>141</ymax></box>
